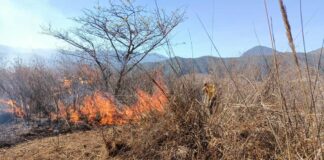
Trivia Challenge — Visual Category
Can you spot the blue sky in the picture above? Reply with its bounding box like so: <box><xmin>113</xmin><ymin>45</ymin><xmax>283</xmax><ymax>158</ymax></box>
<box><xmin>0</xmin><ymin>0</ymin><xmax>323</xmax><ymax>57</ymax></box>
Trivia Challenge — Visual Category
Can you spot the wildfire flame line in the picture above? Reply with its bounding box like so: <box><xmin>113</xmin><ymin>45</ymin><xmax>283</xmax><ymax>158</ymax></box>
<box><xmin>62</xmin><ymin>83</ymin><xmax>168</xmax><ymax>125</ymax></box>
<box><xmin>1</xmin><ymin>76</ymin><xmax>167</xmax><ymax>126</ymax></box>
<box><xmin>54</xmin><ymin>75</ymin><xmax>168</xmax><ymax>125</ymax></box>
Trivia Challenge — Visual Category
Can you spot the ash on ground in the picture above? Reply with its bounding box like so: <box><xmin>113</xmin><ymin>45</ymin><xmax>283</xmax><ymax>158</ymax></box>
<box><xmin>0</xmin><ymin>118</ymin><xmax>32</xmax><ymax>148</ymax></box>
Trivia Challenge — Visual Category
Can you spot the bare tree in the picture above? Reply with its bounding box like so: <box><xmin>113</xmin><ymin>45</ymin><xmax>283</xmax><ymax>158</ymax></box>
<box><xmin>43</xmin><ymin>0</ymin><xmax>184</xmax><ymax>95</ymax></box>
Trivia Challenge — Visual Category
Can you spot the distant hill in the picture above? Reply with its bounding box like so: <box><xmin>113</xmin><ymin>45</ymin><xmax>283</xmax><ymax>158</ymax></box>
<box><xmin>0</xmin><ymin>45</ymin><xmax>12</xmax><ymax>54</ymax></box>
<box><xmin>241</xmin><ymin>45</ymin><xmax>280</xmax><ymax>57</ymax></box>
<box><xmin>144</xmin><ymin>46</ymin><xmax>323</xmax><ymax>77</ymax></box>
<box><xmin>144</xmin><ymin>55</ymin><xmax>272</xmax><ymax>76</ymax></box>
<box><xmin>1</xmin><ymin>44</ymin><xmax>323</xmax><ymax>75</ymax></box>
<box><xmin>308</xmin><ymin>48</ymin><xmax>323</xmax><ymax>56</ymax></box>
<box><xmin>0</xmin><ymin>45</ymin><xmax>167</xmax><ymax>64</ymax></box>
<box><xmin>136</xmin><ymin>53</ymin><xmax>167</xmax><ymax>63</ymax></box>
<box><xmin>0</xmin><ymin>45</ymin><xmax>58</xmax><ymax>62</ymax></box>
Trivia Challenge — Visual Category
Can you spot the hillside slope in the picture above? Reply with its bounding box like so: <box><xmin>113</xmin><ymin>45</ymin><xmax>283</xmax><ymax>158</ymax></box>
<box><xmin>143</xmin><ymin>54</ymin><xmax>323</xmax><ymax>77</ymax></box>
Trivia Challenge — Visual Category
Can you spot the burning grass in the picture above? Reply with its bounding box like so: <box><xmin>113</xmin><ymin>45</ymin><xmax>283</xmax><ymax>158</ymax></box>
<box><xmin>0</xmin><ymin>99</ymin><xmax>25</xmax><ymax>119</ymax></box>
<box><xmin>56</xmin><ymin>76</ymin><xmax>167</xmax><ymax>126</ymax></box>
<box><xmin>0</xmin><ymin>73</ymin><xmax>323</xmax><ymax>159</ymax></box>
<box><xmin>0</xmin><ymin>0</ymin><xmax>323</xmax><ymax>158</ymax></box>
<box><xmin>99</xmin><ymin>75</ymin><xmax>323</xmax><ymax>159</ymax></box>
<box><xmin>0</xmin><ymin>76</ymin><xmax>167</xmax><ymax>126</ymax></box>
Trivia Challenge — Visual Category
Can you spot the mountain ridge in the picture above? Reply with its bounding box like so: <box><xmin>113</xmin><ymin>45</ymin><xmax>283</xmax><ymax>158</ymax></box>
<box><xmin>241</xmin><ymin>45</ymin><xmax>279</xmax><ymax>57</ymax></box>
<box><xmin>0</xmin><ymin>45</ymin><xmax>168</xmax><ymax>64</ymax></box>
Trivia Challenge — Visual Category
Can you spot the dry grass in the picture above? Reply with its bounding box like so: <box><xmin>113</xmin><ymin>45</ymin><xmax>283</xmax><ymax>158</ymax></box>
<box><xmin>0</xmin><ymin>130</ymin><xmax>107</xmax><ymax>160</ymax></box>
<box><xmin>0</xmin><ymin>72</ymin><xmax>323</xmax><ymax>159</ymax></box>
<box><xmin>0</xmin><ymin>1</ymin><xmax>323</xmax><ymax>159</ymax></box>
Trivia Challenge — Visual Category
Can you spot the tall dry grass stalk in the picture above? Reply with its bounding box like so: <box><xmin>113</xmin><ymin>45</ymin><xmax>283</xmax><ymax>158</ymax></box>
<box><xmin>278</xmin><ymin>0</ymin><xmax>310</xmax><ymax>109</ymax></box>
<box><xmin>263</xmin><ymin>0</ymin><xmax>284</xmax><ymax>102</ymax></box>
<box><xmin>313</xmin><ymin>40</ymin><xmax>324</xmax><ymax>93</ymax></box>
<box><xmin>278</xmin><ymin>0</ymin><xmax>323</xmax><ymax>158</ymax></box>
<box><xmin>299</xmin><ymin>0</ymin><xmax>314</xmax><ymax>103</ymax></box>
<box><xmin>264</xmin><ymin>2</ymin><xmax>293</xmax><ymax>158</ymax></box>
<box><xmin>264</xmin><ymin>0</ymin><xmax>291</xmax><ymax>126</ymax></box>
<box><xmin>278</xmin><ymin>0</ymin><xmax>300</xmax><ymax>69</ymax></box>
<box><xmin>299</xmin><ymin>0</ymin><xmax>322</xmax><ymax>156</ymax></box>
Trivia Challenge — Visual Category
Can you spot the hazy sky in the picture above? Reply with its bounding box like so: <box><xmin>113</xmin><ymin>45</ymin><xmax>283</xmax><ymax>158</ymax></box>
<box><xmin>0</xmin><ymin>0</ymin><xmax>323</xmax><ymax>57</ymax></box>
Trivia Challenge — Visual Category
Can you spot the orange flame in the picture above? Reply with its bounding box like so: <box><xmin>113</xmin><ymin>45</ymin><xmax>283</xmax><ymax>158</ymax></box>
<box><xmin>79</xmin><ymin>92</ymin><xmax>118</xmax><ymax>125</ymax></box>
<box><xmin>0</xmin><ymin>99</ymin><xmax>25</xmax><ymax>118</ymax></box>
<box><xmin>63</xmin><ymin>77</ymin><xmax>168</xmax><ymax>125</ymax></box>
<box><xmin>122</xmin><ymin>87</ymin><xmax>167</xmax><ymax>122</ymax></box>
<box><xmin>69</xmin><ymin>110</ymin><xmax>80</xmax><ymax>122</ymax></box>
<box><xmin>1</xmin><ymin>73</ymin><xmax>167</xmax><ymax>126</ymax></box>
